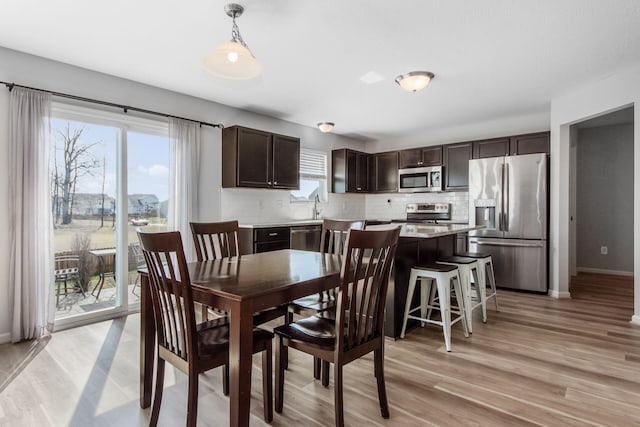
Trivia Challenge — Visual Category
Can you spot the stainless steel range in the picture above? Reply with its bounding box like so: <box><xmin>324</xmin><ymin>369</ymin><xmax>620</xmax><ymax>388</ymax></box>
<box><xmin>391</xmin><ymin>203</ymin><xmax>452</xmax><ymax>224</ymax></box>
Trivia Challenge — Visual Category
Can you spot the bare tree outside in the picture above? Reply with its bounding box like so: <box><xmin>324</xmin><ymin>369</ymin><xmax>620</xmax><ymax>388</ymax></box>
<box><xmin>51</xmin><ymin>123</ymin><xmax>102</xmax><ymax>225</ymax></box>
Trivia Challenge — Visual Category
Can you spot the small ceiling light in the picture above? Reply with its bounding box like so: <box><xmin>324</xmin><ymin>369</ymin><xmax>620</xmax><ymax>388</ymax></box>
<box><xmin>395</xmin><ymin>71</ymin><xmax>435</xmax><ymax>92</ymax></box>
<box><xmin>317</xmin><ymin>122</ymin><xmax>335</xmax><ymax>133</ymax></box>
<box><xmin>202</xmin><ymin>3</ymin><xmax>262</xmax><ymax>80</ymax></box>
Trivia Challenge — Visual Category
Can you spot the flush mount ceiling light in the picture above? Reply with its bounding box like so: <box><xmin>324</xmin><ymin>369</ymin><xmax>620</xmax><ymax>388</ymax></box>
<box><xmin>202</xmin><ymin>3</ymin><xmax>262</xmax><ymax>80</ymax></box>
<box><xmin>317</xmin><ymin>122</ymin><xmax>335</xmax><ymax>133</ymax></box>
<box><xmin>395</xmin><ymin>71</ymin><xmax>435</xmax><ymax>92</ymax></box>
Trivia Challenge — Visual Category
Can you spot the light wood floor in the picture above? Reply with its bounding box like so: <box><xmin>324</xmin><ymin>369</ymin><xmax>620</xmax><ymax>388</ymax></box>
<box><xmin>1</xmin><ymin>273</ymin><xmax>639</xmax><ymax>426</ymax></box>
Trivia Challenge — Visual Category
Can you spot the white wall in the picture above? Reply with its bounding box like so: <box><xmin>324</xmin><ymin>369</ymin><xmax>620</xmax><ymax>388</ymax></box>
<box><xmin>0</xmin><ymin>47</ymin><xmax>366</xmax><ymax>341</ymax></box>
<box><xmin>576</xmin><ymin>124</ymin><xmax>634</xmax><ymax>274</ymax></box>
<box><xmin>550</xmin><ymin>63</ymin><xmax>640</xmax><ymax>324</ymax></box>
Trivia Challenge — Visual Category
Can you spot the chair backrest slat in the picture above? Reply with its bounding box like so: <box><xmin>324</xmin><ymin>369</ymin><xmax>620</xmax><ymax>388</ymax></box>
<box><xmin>320</xmin><ymin>219</ymin><xmax>364</xmax><ymax>255</ymax></box>
<box><xmin>139</xmin><ymin>231</ymin><xmax>196</xmax><ymax>362</ymax></box>
<box><xmin>335</xmin><ymin>227</ymin><xmax>400</xmax><ymax>352</ymax></box>
<box><xmin>191</xmin><ymin>221</ymin><xmax>241</xmax><ymax>261</ymax></box>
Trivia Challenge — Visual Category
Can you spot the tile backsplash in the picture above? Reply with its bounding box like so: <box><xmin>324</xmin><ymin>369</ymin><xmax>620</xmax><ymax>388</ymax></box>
<box><xmin>365</xmin><ymin>192</ymin><xmax>469</xmax><ymax>222</ymax></box>
<box><xmin>220</xmin><ymin>188</ymin><xmax>469</xmax><ymax>224</ymax></box>
<box><xmin>220</xmin><ymin>189</ymin><xmax>366</xmax><ymax>224</ymax></box>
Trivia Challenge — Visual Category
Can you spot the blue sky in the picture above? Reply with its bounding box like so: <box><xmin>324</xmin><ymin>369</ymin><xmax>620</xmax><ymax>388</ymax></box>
<box><xmin>51</xmin><ymin>119</ymin><xmax>170</xmax><ymax>202</ymax></box>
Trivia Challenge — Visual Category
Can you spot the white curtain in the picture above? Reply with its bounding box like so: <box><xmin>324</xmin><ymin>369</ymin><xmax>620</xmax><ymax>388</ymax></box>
<box><xmin>8</xmin><ymin>88</ymin><xmax>54</xmax><ymax>342</ymax></box>
<box><xmin>168</xmin><ymin>118</ymin><xmax>201</xmax><ymax>261</ymax></box>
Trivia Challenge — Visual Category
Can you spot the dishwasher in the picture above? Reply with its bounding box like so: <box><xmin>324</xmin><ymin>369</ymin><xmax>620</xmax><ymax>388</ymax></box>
<box><xmin>290</xmin><ymin>225</ymin><xmax>322</xmax><ymax>251</ymax></box>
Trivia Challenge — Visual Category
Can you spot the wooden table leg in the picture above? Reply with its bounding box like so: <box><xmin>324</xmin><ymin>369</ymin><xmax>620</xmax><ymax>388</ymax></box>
<box><xmin>140</xmin><ymin>273</ymin><xmax>154</xmax><ymax>408</ymax></box>
<box><xmin>228</xmin><ymin>300</ymin><xmax>254</xmax><ymax>427</ymax></box>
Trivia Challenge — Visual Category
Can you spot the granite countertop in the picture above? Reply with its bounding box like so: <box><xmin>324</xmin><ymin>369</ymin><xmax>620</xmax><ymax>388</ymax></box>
<box><xmin>366</xmin><ymin>223</ymin><xmax>483</xmax><ymax>239</ymax></box>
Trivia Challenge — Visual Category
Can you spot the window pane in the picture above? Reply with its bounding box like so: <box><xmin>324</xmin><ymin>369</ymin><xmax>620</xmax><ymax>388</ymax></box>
<box><xmin>127</xmin><ymin>131</ymin><xmax>170</xmax><ymax>305</ymax></box>
<box><xmin>52</xmin><ymin>119</ymin><xmax>118</xmax><ymax>319</ymax></box>
<box><xmin>291</xmin><ymin>149</ymin><xmax>328</xmax><ymax>202</ymax></box>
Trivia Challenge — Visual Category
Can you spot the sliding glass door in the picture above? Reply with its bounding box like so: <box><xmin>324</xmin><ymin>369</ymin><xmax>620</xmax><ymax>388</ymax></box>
<box><xmin>51</xmin><ymin>103</ymin><xmax>169</xmax><ymax>327</ymax></box>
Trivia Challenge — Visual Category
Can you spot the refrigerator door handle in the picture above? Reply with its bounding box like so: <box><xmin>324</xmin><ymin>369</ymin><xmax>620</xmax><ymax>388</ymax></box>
<box><xmin>471</xmin><ymin>240</ymin><xmax>545</xmax><ymax>248</ymax></box>
<box><xmin>499</xmin><ymin>163</ymin><xmax>504</xmax><ymax>231</ymax></box>
<box><xmin>504</xmin><ymin>162</ymin><xmax>509</xmax><ymax>231</ymax></box>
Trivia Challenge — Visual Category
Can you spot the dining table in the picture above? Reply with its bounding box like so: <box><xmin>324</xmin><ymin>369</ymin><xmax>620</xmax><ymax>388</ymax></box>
<box><xmin>139</xmin><ymin>249</ymin><xmax>343</xmax><ymax>427</ymax></box>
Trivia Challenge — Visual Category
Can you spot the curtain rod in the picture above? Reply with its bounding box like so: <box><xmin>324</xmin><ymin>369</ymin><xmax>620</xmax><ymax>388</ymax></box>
<box><xmin>1</xmin><ymin>81</ymin><xmax>224</xmax><ymax>129</ymax></box>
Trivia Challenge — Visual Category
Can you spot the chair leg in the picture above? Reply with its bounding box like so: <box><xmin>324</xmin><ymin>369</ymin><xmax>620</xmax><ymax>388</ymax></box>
<box><xmin>283</xmin><ymin>312</ymin><xmax>292</xmax><ymax>370</ymax></box>
<box><xmin>321</xmin><ymin>360</ymin><xmax>330</xmax><ymax>387</ymax></box>
<box><xmin>374</xmin><ymin>346</ymin><xmax>390</xmax><ymax>419</ymax></box>
<box><xmin>186</xmin><ymin>370</ymin><xmax>199</xmax><ymax>427</ymax></box>
<box><xmin>275</xmin><ymin>335</ymin><xmax>285</xmax><ymax>413</ymax></box>
<box><xmin>262</xmin><ymin>340</ymin><xmax>273</xmax><ymax>423</ymax></box>
<box><xmin>333</xmin><ymin>363</ymin><xmax>344</xmax><ymax>427</ymax></box>
<box><xmin>222</xmin><ymin>364</ymin><xmax>229</xmax><ymax>396</ymax></box>
<box><xmin>149</xmin><ymin>357</ymin><xmax>165</xmax><ymax>427</ymax></box>
<box><xmin>313</xmin><ymin>356</ymin><xmax>321</xmax><ymax>379</ymax></box>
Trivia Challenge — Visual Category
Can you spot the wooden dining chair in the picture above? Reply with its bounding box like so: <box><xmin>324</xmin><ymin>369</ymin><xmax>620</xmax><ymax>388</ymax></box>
<box><xmin>275</xmin><ymin>226</ymin><xmax>401</xmax><ymax>427</ymax></box>
<box><xmin>137</xmin><ymin>230</ymin><xmax>274</xmax><ymax>427</ymax></box>
<box><xmin>286</xmin><ymin>218</ymin><xmax>365</xmax><ymax>380</ymax></box>
<box><xmin>190</xmin><ymin>220</ymin><xmax>287</xmax><ymax>325</ymax></box>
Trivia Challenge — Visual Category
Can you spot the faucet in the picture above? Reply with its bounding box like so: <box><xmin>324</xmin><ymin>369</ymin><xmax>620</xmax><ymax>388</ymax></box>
<box><xmin>312</xmin><ymin>194</ymin><xmax>322</xmax><ymax>220</ymax></box>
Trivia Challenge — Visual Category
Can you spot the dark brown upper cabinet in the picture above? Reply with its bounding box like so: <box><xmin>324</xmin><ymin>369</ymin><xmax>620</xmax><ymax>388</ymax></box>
<box><xmin>443</xmin><ymin>142</ymin><xmax>472</xmax><ymax>191</ymax></box>
<box><xmin>222</xmin><ymin>125</ymin><xmax>300</xmax><ymax>190</ymax></box>
<box><xmin>472</xmin><ymin>137</ymin><xmax>510</xmax><ymax>159</ymax></box>
<box><xmin>510</xmin><ymin>131</ymin><xmax>550</xmax><ymax>155</ymax></box>
<box><xmin>399</xmin><ymin>146</ymin><xmax>442</xmax><ymax>168</ymax></box>
<box><xmin>332</xmin><ymin>149</ymin><xmax>369</xmax><ymax>193</ymax></box>
<box><xmin>369</xmin><ymin>151</ymin><xmax>399</xmax><ymax>192</ymax></box>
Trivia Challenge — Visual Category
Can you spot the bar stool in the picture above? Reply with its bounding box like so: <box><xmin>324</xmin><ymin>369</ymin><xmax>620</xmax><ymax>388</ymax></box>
<box><xmin>400</xmin><ymin>263</ymin><xmax>469</xmax><ymax>352</ymax></box>
<box><xmin>436</xmin><ymin>256</ymin><xmax>486</xmax><ymax>333</ymax></box>
<box><xmin>456</xmin><ymin>251</ymin><xmax>500</xmax><ymax>311</ymax></box>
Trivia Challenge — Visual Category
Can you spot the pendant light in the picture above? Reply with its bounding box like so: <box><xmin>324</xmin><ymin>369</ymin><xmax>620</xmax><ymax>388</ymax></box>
<box><xmin>395</xmin><ymin>71</ymin><xmax>435</xmax><ymax>92</ymax></box>
<box><xmin>202</xmin><ymin>3</ymin><xmax>262</xmax><ymax>80</ymax></box>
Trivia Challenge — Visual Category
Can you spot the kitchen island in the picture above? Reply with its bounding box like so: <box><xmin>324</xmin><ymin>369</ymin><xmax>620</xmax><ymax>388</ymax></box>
<box><xmin>368</xmin><ymin>223</ymin><xmax>484</xmax><ymax>338</ymax></box>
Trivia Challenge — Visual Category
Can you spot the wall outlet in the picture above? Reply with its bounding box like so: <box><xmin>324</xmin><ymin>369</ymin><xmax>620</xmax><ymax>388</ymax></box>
<box><xmin>600</xmin><ymin>246</ymin><xmax>608</xmax><ymax>255</ymax></box>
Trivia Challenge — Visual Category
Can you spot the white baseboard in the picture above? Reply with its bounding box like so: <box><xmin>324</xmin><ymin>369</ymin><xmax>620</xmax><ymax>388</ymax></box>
<box><xmin>576</xmin><ymin>267</ymin><xmax>634</xmax><ymax>277</ymax></box>
<box><xmin>0</xmin><ymin>332</ymin><xmax>11</xmax><ymax>344</ymax></box>
<box><xmin>631</xmin><ymin>315</ymin><xmax>640</xmax><ymax>326</ymax></box>
<box><xmin>548</xmin><ymin>290</ymin><xmax>572</xmax><ymax>299</ymax></box>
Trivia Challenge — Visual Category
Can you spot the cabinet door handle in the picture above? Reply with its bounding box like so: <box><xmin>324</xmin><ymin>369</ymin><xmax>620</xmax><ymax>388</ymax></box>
<box><xmin>418</xmin><ymin>161</ymin><xmax>423</xmax><ymax>165</ymax></box>
<box><xmin>274</xmin><ymin>181</ymin><xmax>278</xmax><ymax>185</ymax></box>
<box><xmin>267</xmin><ymin>181</ymin><xmax>272</xmax><ymax>185</ymax></box>
<box><xmin>357</xmin><ymin>187</ymin><xmax>362</xmax><ymax>191</ymax></box>
<box><xmin>268</xmin><ymin>232</ymin><xmax>278</xmax><ymax>236</ymax></box>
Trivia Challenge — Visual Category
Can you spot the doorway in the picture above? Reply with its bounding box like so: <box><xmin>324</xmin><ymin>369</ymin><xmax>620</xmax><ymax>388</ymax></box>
<box><xmin>569</xmin><ymin>107</ymin><xmax>634</xmax><ymax>280</ymax></box>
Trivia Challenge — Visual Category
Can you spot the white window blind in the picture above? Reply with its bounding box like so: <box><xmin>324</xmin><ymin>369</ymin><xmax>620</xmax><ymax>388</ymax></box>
<box><xmin>299</xmin><ymin>149</ymin><xmax>327</xmax><ymax>178</ymax></box>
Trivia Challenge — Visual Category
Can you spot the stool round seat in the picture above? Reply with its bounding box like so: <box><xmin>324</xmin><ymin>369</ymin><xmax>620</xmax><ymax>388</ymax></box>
<box><xmin>414</xmin><ymin>263</ymin><xmax>458</xmax><ymax>273</ymax></box>
<box><xmin>455</xmin><ymin>251</ymin><xmax>490</xmax><ymax>259</ymax></box>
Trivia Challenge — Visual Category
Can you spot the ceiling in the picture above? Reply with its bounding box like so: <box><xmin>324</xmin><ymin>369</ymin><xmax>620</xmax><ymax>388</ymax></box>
<box><xmin>1</xmin><ymin>0</ymin><xmax>639</xmax><ymax>144</ymax></box>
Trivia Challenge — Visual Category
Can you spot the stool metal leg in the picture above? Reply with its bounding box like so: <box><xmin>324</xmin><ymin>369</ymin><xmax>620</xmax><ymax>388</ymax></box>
<box><xmin>485</xmin><ymin>258</ymin><xmax>499</xmax><ymax>311</ymax></box>
<box><xmin>451</xmin><ymin>274</ymin><xmax>470</xmax><ymax>339</ymax></box>
<box><xmin>400</xmin><ymin>269</ymin><xmax>419</xmax><ymax>339</ymax></box>
<box><xmin>470</xmin><ymin>266</ymin><xmax>487</xmax><ymax>323</ymax></box>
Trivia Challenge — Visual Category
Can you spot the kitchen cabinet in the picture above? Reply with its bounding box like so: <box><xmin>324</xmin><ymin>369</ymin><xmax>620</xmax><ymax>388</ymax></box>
<box><xmin>443</xmin><ymin>141</ymin><xmax>472</xmax><ymax>191</ymax></box>
<box><xmin>472</xmin><ymin>137</ymin><xmax>510</xmax><ymax>159</ymax></box>
<box><xmin>510</xmin><ymin>131</ymin><xmax>550</xmax><ymax>155</ymax></box>
<box><xmin>332</xmin><ymin>149</ymin><xmax>369</xmax><ymax>193</ymax></box>
<box><xmin>369</xmin><ymin>151</ymin><xmax>399</xmax><ymax>192</ymax></box>
<box><xmin>239</xmin><ymin>226</ymin><xmax>290</xmax><ymax>254</ymax></box>
<box><xmin>399</xmin><ymin>146</ymin><xmax>442</xmax><ymax>168</ymax></box>
<box><xmin>222</xmin><ymin>125</ymin><xmax>300</xmax><ymax>189</ymax></box>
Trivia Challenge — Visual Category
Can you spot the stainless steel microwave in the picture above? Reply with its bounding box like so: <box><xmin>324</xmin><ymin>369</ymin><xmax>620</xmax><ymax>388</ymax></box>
<box><xmin>398</xmin><ymin>166</ymin><xmax>443</xmax><ymax>193</ymax></box>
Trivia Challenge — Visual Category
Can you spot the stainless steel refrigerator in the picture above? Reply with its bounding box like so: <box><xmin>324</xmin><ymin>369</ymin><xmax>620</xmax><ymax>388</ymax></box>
<box><xmin>468</xmin><ymin>153</ymin><xmax>548</xmax><ymax>293</ymax></box>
